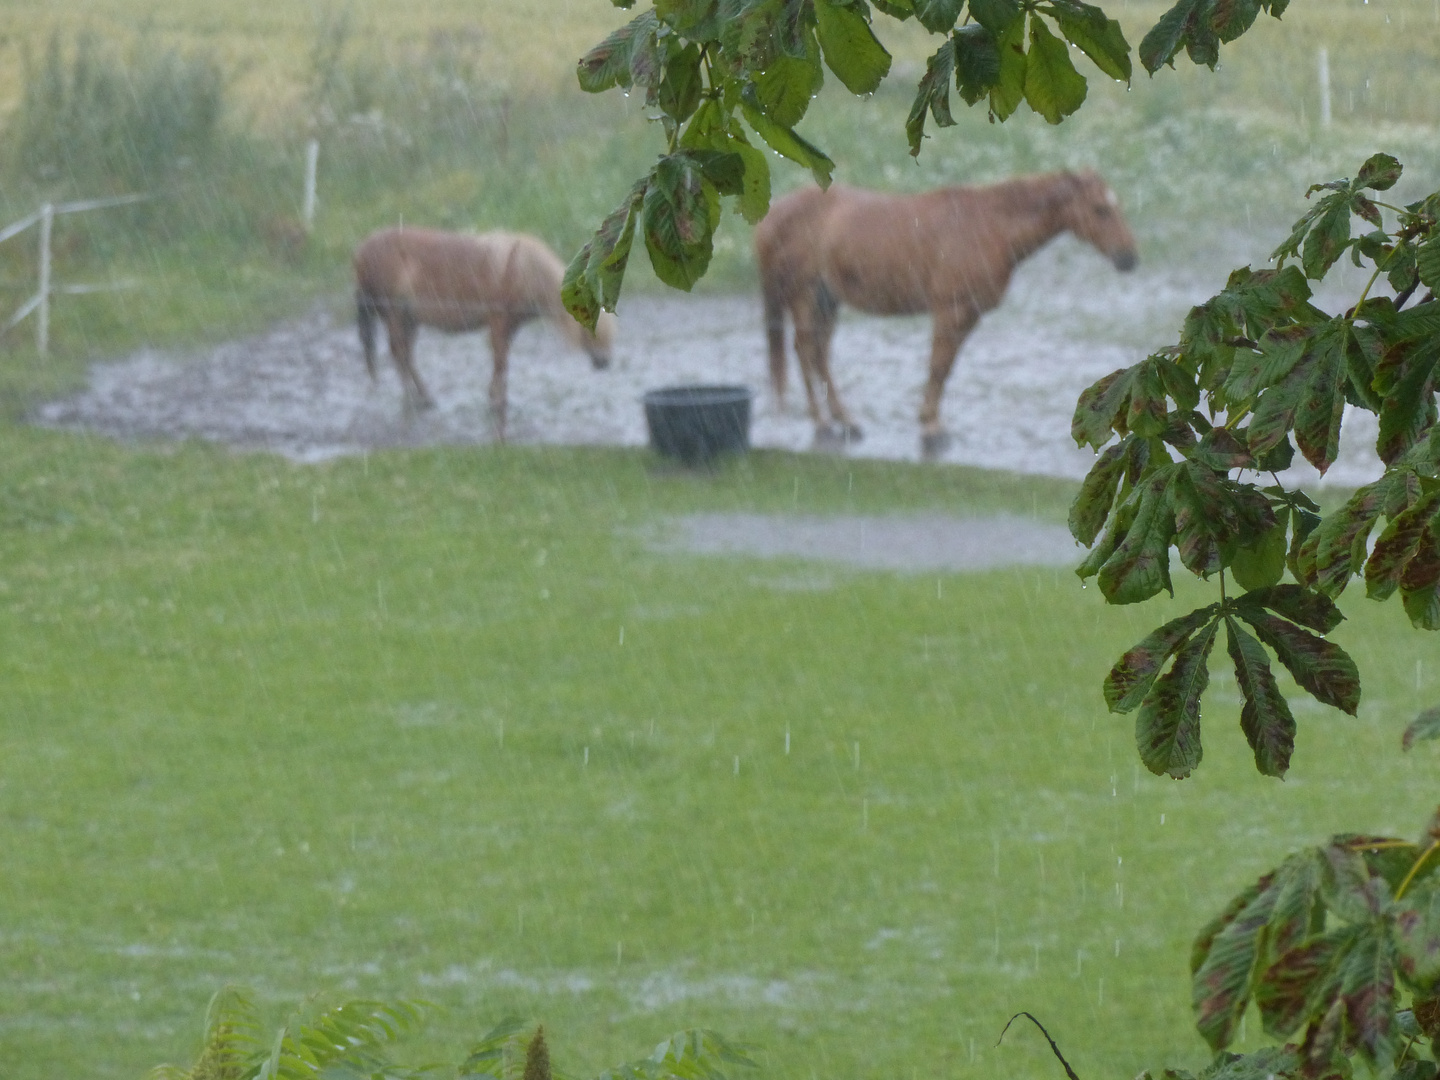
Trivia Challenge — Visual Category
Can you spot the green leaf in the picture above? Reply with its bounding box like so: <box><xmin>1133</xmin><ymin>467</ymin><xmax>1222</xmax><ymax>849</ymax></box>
<box><xmin>1234</xmin><ymin>608</ymin><xmax>1360</xmax><ymax>715</ymax></box>
<box><xmin>1400</xmin><ymin>524</ymin><xmax>1440</xmax><ymax>630</ymax></box>
<box><xmin>656</xmin><ymin>0</ymin><xmax>724</xmax><ymax>37</ymax></box>
<box><xmin>643</xmin><ymin>156</ymin><xmax>719</xmax><ymax>291</ymax></box>
<box><xmin>1191</xmin><ymin>427</ymin><xmax>1255</xmax><ymax>471</ymax></box>
<box><xmin>1192</xmin><ymin>870</ymin><xmax>1284</xmax><ymax>1048</ymax></box>
<box><xmin>578</xmin><ymin>11</ymin><xmax>661</xmax><ymax>92</ymax></box>
<box><xmin>1376</xmin><ymin>340</ymin><xmax>1440</xmax><ymax>466</ymax></box>
<box><xmin>872</xmin><ymin>0</ymin><xmax>916</xmax><ymax>16</ymax></box>
<box><xmin>1127</xmin><ymin>357</ymin><xmax>1171</xmax><ymax>437</ymax></box>
<box><xmin>1097</xmin><ymin>470</ymin><xmax>1176</xmax><ymax>604</ymax></box>
<box><xmin>968</xmin><ymin>0</ymin><xmax>1021</xmax><ymax>33</ymax></box>
<box><xmin>1299</xmin><ymin>482</ymin><xmax>1386</xmax><ymax>596</ymax></box>
<box><xmin>906</xmin><ymin>39</ymin><xmax>956</xmax><ymax>155</ymax></box>
<box><xmin>1070</xmin><ymin>440</ymin><xmax>1128</xmax><ymax>545</ymax></box>
<box><xmin>741</xmin><ymin>87</ymin><xmax>836</xmax><ymax>186</ymax></box>
<box><xmin>1404</xmin><ymin>707</ymin><xmax>1440</xmax><ymax>751</ymax></box>
<box><xmin>815</xmin><ymin>0</ymin><xmax>892</xmax><ymax>94</ymax></box>
<box><xmin>1254</xmin><ymin>930</ymin><xmax>1354</xmax><ymax>1038</ymax></box>
<box><xmin>1139</xmin><ymin>0</ymin><xmax>1202</xmax><ymax>72</ymax></box>
<box><xmin>1248</xmin><ymin>322</ymin><xmax>1348</xmax><ymax>475</ymax></box>
<box><xmin>953</xmin><ymin>23</ymin><xmax>1002</xmax><ymax>104</ymax></box>
<box><xmin>719</xmin><ymin>0</ymin><xmax>809</xmax><ymax>71</ymax></box>
<box><xmin>1302</xmin><ymin>200</ymin><xmax>1353</xmax><ymax>279</ymax></box>
<box><xmin>1356</xmin><ymin>152</ymin><xmax>1403</xmax><ymax>191</ymax></box>
<box><xmin>1208</xmin><ymin>0</ymin><xmax>1262</xmax><ymax>42</ymax></box>
<box><xmin>1135</xmin><ymin>617</ymin><xmax>1218</xmax><ymax>777</ymax></box>
<box><xmin>913</xmin><ymin>0</ymin><xmax>966</xmax><ymax>31</ymax></box>
<box><xmin>1418</xmin><ymin>238</ymin><xmax>1440</xmax><ymax>291</ymax></box>
<box><xmin>1225</xmin><ymin>616</ymin><xmax>1296</xmax><ymax>777</ymax></box>
<box><xmin>562</xmin><ymin>178</ymin><xmax>648</xmax><ymax>330</ymax></box>
<box><xmin>1394</xmin><ymin>873</ymin><xmax>1440</xmax><ymax>989</ymax></box>
<box><xmin>1072</xmin><ymin>366</ymin><xmax>1139</xmax><ymax>448</ymax></box>
<box><xmin>1336</xmin><ymin>923</ymin><xmax>1397</xmax><ymax>1069</ymax></box>
<box><xmin>1235</xmin><ymin>583</ymin><xmax>1343</xmax><ymax>633</ymax></box>
<box><xmin>1104</xmin><ymin>603</ymin><xmax>1222</xmax><ymax>713</ymax></box>
<box><xmin>1222</xmin><ymin>324</ymin><xmax>1310</xmax><ymax>403</ymax></box>
<box><xmin>989</xmin><ymin>10</ymin><xmax>1027</xmax><ymax>120</ymax></box>
<box><xmin>1170</xmin><ymin>463</ymin><xmax>1275</xmax><ymax>578</ymax></box>
<box><xmin>750</xmin><ymin>31</ymin><xmax>824</xmax><ymax>127</ymax></box>
<box><xmin>657</xmin><ymin>44</ymin><xmax>705</xmax><ymax>124</ymax></box>
<box><xmin>1230</xmin><ymin>520</ymin><xmax>1287</xmax><ymax>591</ymax></box>
<box><xmin>1365</xmin><ymin>488</ymin><xmax>1440</xmax><ymax>601</ymax></box>
<box><xmin>729</xmin><ymin>136</ymin><xmax>773</xmax><ymax>224</ymax></box>
<box><xmin>1051</xmin><ymin>1</ymin><xmax>1132</xmax><ymax>80</ymax></box>
<box><xmin>1023</xmin><ymin>15</ymin><xmax>1087</xmax><ymax>123</ymax></box>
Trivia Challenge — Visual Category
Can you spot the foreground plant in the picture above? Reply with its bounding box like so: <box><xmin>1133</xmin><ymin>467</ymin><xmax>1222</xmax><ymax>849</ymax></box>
<box><xmin>1072</xmin><ymin>153</ymin><xmax>1440</xmax><ymax>778</ymax></box>
<box><xmin>147</xmin><ymin>989</ymin><xmax>756</xmax><ymax>1080</ymax></box>
<box><xmin>1072</xmin><ymin>157</ymin><xmax>1440</xmax><ymax>1080</ymax></box>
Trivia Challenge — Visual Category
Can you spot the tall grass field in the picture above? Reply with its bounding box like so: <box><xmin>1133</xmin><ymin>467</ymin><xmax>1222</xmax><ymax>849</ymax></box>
<box><xmin>0</xmin><ymin>2</ymin><xmax>1437</xmax><ymax>1079</ymax></box>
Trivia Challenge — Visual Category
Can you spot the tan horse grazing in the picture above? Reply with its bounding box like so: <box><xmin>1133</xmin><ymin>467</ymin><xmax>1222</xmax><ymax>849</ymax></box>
<box><xmin>755</xmin><ymin>171</ymin><xmax>1138</xmax><ymax>454</ymax></box>
<box><xmin>354</xmin><ymin>227</ymin><xmax>616</xmax><ymax>440</ymax></box>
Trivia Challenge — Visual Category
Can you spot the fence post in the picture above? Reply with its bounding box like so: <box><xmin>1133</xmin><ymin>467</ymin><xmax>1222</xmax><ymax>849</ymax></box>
<box><xmin>1317</xmin><ymin>47</ymin><xmax>1332</xmax><ymax>128</ymax></box>
<box><xmin>303</xmin><ymin>139</ymin><xmax>320</xmax><ymax>232</ymax></box>
<box><xmin>37</xmin><ymin>202</ymin><xmax>53</xmax><ymax>356</ymax></box>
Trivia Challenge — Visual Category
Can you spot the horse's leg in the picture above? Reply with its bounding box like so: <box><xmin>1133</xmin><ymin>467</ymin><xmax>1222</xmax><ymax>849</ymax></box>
<box><xmin>386</xmin><ymin>307</ymin><xmax>434</xmax><ymax>412</ymax></box>
<box><xmin>488</xmin><ymin>317</ymin><xmax>513</xmax><ymax>442</ymax></box>
<box><xmin>791</xmin><ymin>293</ymin><xmax>831</xmax><ymax>434</ymax></box>
<box><xmin>810</xmin><ymin>292</ymin><xmax>862</xmax><ymax>441</ymax></box>
<box><xmin>356</xmin><ymin>290</ymin><xmax>380</xmax><ymax>382</ymax></box>
<box><xmin>918</xmin><ymin>303</ymin><xmax>979</xmax><ymax>456</ymax></box>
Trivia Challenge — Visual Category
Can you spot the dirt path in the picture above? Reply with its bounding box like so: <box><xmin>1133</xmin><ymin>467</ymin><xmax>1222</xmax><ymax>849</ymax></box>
<box><xmin>644</xmin><ymin>512</ymin><xmax>1080</xmax><ymax>573</ymax></box>
<box><xmin>36</xmin><ymin>238</ymin><xmax>1382</xmax><ymax>486</ymax></box>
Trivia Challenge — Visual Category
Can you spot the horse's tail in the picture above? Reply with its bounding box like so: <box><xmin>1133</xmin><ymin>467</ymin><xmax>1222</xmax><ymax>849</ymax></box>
<box><xmin>356</xmin><ymin>287</ymin><xmax>380</xmax><ymax>381</ymax></box>
<box><xmin>761</xmin><ymin>267</ymin><xmax>788</xmax><ymax>405</ymax></box>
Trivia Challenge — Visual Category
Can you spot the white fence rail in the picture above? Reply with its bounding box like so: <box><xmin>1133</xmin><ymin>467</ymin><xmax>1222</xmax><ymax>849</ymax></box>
<box><xmin>0</xmin><ymin>193</ymin><xmax>151</xmax><ymax>355</ymax></box>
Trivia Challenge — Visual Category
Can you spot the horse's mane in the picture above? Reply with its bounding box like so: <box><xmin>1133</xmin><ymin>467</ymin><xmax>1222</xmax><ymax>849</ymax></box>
<box><xmin>985</xmin><ymin>170</ymin><xmax>1089</xmax><ymax>211</ymax></box>
<box><xmin>471</xmin><ymin>230</ymin><xmax>617</xmax><ymax>352</ymax></box>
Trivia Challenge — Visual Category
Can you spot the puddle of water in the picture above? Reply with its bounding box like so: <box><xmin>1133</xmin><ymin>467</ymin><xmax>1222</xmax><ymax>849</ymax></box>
<box><xmin>645</xmin><ymin>513</ymin><xmax>1080</xmax><ymax>573</ymax></box>
<box><xmin>37</xmin><ymin>239</ymin><xmax>1382</xmax><ymax>486</ymax></box>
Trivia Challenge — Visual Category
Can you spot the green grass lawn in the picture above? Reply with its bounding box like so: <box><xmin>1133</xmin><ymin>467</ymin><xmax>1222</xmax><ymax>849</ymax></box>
<box><xmin>0</xmin><ymin>429</ymin><xmax>1435</xmax><ymax>1080</ymax></box>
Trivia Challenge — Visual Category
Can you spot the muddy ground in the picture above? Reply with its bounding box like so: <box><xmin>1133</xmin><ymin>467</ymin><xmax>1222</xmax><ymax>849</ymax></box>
<box><xmin>38</xmin><ymin>237</ymin><xmax>1381</xmax><ymax>488</ymax></box>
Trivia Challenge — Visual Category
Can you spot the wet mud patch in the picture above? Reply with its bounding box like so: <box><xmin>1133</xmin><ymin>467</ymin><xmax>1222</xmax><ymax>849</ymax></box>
<box><xmin>644</xmin><ymin>512</ymin><xmax>1080</xmax><ymax>573</ymax></box>
<box><xmin>37</xmin><ymin>238</ymin><xmax>1381</xmax><ymax>485</ymax></box>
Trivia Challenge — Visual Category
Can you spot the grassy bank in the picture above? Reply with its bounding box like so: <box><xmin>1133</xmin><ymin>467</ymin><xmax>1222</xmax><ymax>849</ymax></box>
<box><xmin>0</xmin><ymin>436</ymin><xmax>1435</xmax><ymax>1079</ymax></box>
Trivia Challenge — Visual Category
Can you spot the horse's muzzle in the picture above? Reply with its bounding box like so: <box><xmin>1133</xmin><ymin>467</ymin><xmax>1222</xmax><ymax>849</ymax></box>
<box><xmin>1113</xmin><ymin>251</ymin><xmax>1138</xmax><ymax>272</ymax></box>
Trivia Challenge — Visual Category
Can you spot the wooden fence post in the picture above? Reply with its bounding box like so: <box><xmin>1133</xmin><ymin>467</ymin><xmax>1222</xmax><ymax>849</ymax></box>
<box><xmin>303</xmin><ymin>139</ymin><xmax>319</xmax><ymax>232</ymax></box>
<box><xmin>1317</xmin><ymin>48</ymin><xmax>1332</xmax><ymax>128</ymax></box>
<box><xmin>37</xmin><ymin>202</ymin><xmax>53</xmax><ymax>356</ymax></box>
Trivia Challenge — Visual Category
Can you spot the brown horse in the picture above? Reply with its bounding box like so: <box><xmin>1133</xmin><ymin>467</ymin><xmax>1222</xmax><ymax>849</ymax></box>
<box><xmin>354</xmin><ymin>227</ymin><xmax>616</xmax><ymax>440</ymax></box>
<box><xmin>755</xmin><ymin>171</ymin><xmax>1138</xmax><ymax>454</ymax></box>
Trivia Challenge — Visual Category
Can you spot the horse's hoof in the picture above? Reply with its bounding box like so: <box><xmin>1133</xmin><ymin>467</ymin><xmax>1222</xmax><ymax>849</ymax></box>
<box><xmin>812</xmin><ymin>424</ymin><xmax>851</xmax><ymax>453</ymax></box>
<box><xmin>920</xmin><ymin>430</ymin><xmax>952</xmax><ymax>459</ymax></box>
<box><xmin>841</xmin><ymin>422</ymin><xmax>864</xmax><ymax>443</ymax></box>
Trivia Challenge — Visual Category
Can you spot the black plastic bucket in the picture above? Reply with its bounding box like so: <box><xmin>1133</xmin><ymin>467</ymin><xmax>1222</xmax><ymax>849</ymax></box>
<box><xmin>643</xmin><ymin>384</ymin><xmax>753</xmax><ymax>466</ymax></box>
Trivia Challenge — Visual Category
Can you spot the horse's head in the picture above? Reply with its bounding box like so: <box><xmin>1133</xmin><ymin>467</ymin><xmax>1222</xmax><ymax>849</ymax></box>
<box><xmin>585</xmin><ymin>310</ymin><xmax>618</xmax><ymax>370</ymax></box>
<box><xmin>1061</xmin><ymin>171</ymin><xmax>1138</xmax><ymax>272</ymax></box>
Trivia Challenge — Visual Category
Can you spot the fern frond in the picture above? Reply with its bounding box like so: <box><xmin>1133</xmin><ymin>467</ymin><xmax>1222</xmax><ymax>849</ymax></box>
<box><xmin>593</xmin><ymin>1030</ymin><xmax>757</xmax><ymax>1080</ymax></box>
<box><xmin>459</xmin><ymin>1017</ymin><xmax>531</xmax><ymax>1080</ymax></box>
<box><xmin>253</xmin><ymin>997</ymin><xmax>431</xmax><ymax>1080</ymax></box>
